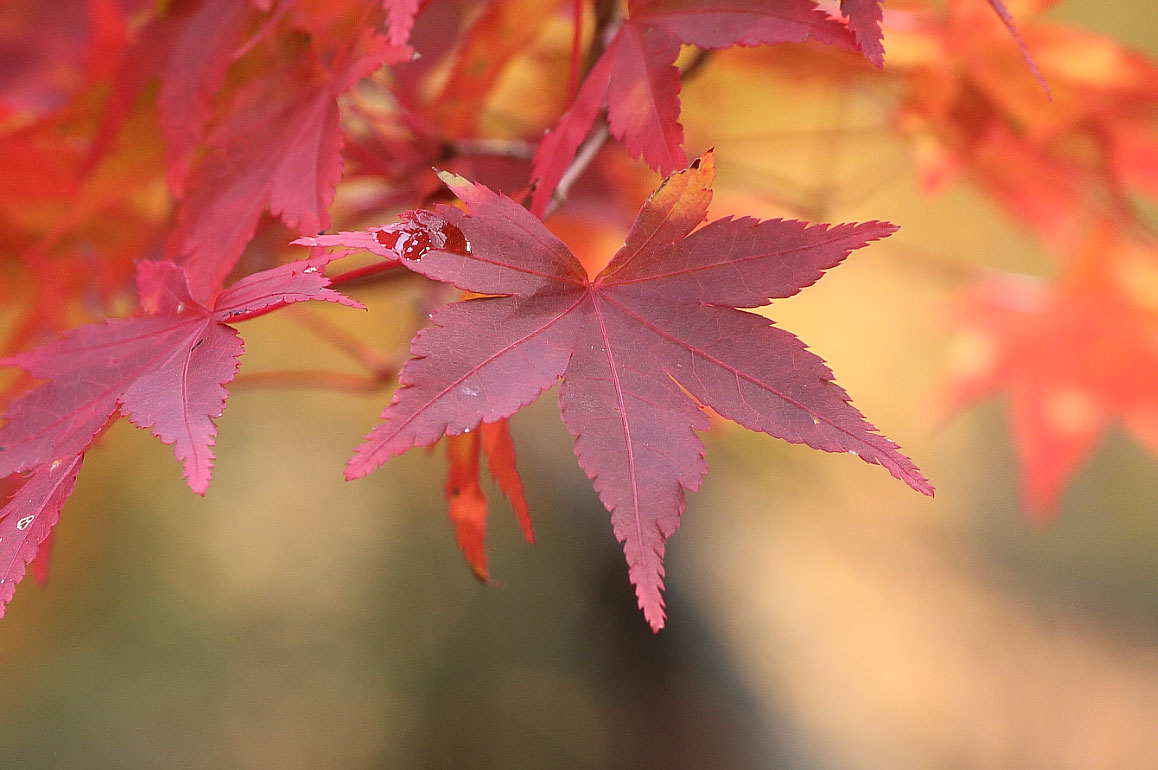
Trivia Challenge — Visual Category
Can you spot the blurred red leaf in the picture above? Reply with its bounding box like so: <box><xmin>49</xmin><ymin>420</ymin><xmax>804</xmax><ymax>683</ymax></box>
<box><xmin>942</xmin><ymin>222</ymin><xmax>1158</xmax><ymax>515</ymax></box>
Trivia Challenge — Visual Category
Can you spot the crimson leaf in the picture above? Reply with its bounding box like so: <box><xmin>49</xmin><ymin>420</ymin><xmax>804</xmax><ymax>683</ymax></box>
<box><xmin>302</xmin><ymin>151</ymin><xmax>932</xmax><ymax>630</ymax></box>
<box><xmin>0</xmin><ymin>255</ymin><xmax>360</xmax><ymax>494</ymax></box>
<box><xmin>840</xmin><ymin>0</ymin><xmax>884</xmax><ymax>67</ymax></box>
<box><xmin>168</xmin><ymin>30</ymin><xmax>409</xmax><ymax>301</ymax></box>
<box><xmin>530</xmin><ymin>0</ymin><xmax>857</xmax><ymax>215</ymax></box>
<box><xmin>0</xmin><ymin>255</ymin><xmax>359</xmax><ymax>616</ymax></box>
<box><xmin>0</xmin><ymin>455</ymin><xmax>83</xmax><ymax>619</ymax></box>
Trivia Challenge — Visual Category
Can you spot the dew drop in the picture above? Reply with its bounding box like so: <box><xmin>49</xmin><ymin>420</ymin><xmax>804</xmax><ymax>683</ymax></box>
<box><xmin>16</xmin><ymin>515</ymin><xmax>35</xmax><ymax>531</ymax></box>
<box><xmin>176</xmin><ymin>303</ymin><xmax>185</xmax><ymax>313</ymax></box>
<box><xmin>463</xmin><ymin>427</ymin><xmax>472</xmax><ymax>434</ymax></box>
<box><xmin>49</xmin><ymin>459</ymin><xmax>61</xmax><ymax>470</ymax></box>
<box><xmin>460</xmin><ymin>385</ymin><xmax>480</xmax><ymax>397</ymax></box>
<box><xmin>303</xmin><ymin>266</ymin><xmax>318</xmax><ymax>274</ymax></box>
<box><xmin>848</xmin><ymin>450</ymin><xmax>859</xmax><ymax>457</ymax></box>
<box><xmin>376</xmin><ymin>211</ymin><xmax>470</xmax><ymax>261</ymax></box>
<box><xmin>811</xmin><ymin>417</ymin><xmax>819</xmax><ymax>425</ymax></box>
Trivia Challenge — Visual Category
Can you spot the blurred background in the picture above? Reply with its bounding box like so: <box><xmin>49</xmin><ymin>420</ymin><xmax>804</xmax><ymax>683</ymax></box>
<box><xmin>2</xmin><ymin>1</ymin><xmax>1158</xmax><ymax>768</ymax></box>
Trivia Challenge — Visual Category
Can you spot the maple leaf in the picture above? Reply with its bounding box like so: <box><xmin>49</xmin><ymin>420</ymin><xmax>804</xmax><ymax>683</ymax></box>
<box><xmin>444</xmin><ymin>418</ymin><xmax>534</xmax><ymax>581</ymax></box>
<box><xmin>0</xmin><ymin>455</ymin><xmax>83</xmax><ymax>619</ymax></box>
<box><xmin>840</xmin><ymin>0</ymin><xmax>884</xmax><ymax>68</ymax></box>
<box><xmin>426</xmin><ymin>0</ymin><xmax>555</xmax><ymax>138</ymax></box>
<box><xmin>445</xmin><ymin>430</ymin><xmax>490</xmax><ymax>580</ymax></box>
<box><xmin>978</xmin><ymin>0</ymin><xmax>1050</xmax><ymax>96</ymax></box>
<box><xmin>157</xmin><ymin>0</ymin><xmax>257</xmax><ymax>194</ymax></box>
<box><xmin>941</xmin><ymin>222</ymin><xmax>1158</xmax><ymax>515</ymax></box>
<box><xmin>168</xmin><ymin>29</ymin><xmax>409</xmax><ymax>301</ymax></box>
<box><xmin>529</xmin><ymin>0</ymin><xmax>857</xmax><ymax>216</ymax></box>
<box><xmin>887</xmin><ymin>0</ymin><xmax>1158</xmax><ymax>246</ymax></box>
<box><xmin>383</xmin><ymin>0</ymin><xmax>422</xmax><ymax>46</ymax></box>
<box><xmin>0</xmin><ymin>255</ymin><xmax>361</xmax><ymax>494</ymax></box>
<box><xmin>302</xmin><ymin>151</ymin><xmax>931</xmax><ymax>630</ymax></box>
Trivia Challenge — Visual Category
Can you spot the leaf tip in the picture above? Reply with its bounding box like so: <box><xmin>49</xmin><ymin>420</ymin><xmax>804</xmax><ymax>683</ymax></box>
<box><xmin>435</xmin><ymin>169</ymin><xmax>472</xmax><ymax>196</ymax></box>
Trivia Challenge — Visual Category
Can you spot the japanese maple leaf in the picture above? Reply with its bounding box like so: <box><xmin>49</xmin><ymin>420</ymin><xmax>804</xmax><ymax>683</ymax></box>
<box><xmin>0</xmin><ymin>254</ymin><xmax>359</xmax><ymax>616</ymax></box>
<box><xmin>529</xmin><ymin>0</ymin><xmax>857</xmax><ymax>216</ymax></box>
<box><xmin>157</xmin><ymin>0</ymin><xmax>257</xmax><ymax>194</ymax></box>
<box><xmin>383</xmin><ymin>0</ymin><xmax>423</xmax><ymax>46</ymax></box>
<box><xmin>445</xmin><ymin>419</ymin><xmax>534</xmax><ymax>581</ymax></box>
<box><xmin>0</xmin><ymin>455</ymin><xmax>83</xmax><ymax>619</ymax></box>
<box><xmin>305</xmin><ymin>152</ymin><xmax>932</xmax><ymax>630</ymax></box>
<box><xmin>0</xmin><ymin>255</ymin><xmax>360</xmax><ymax>493</ymax></box>
<box><xmin>941</xmin><ymin>222</ymin><xmax>1158</xmax><ymax>516</ymax></box>
<box><xmin>840</xmin><ymin>0</ymin><xmax>884</xmax><ymax>67</ymax></box>
<box><xmin>168</xmin><ymin>29</ymin><xmax>409</xmax><ymax>301</ymax></box>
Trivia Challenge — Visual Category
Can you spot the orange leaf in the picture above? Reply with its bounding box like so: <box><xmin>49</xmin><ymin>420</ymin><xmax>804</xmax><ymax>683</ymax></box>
<box><xmin>445</xmin><ymin>430</ymin><xmax>490</xmax><ymax>581</ymax></box>
<box><xmin>941</xmin><ymin>220</ymin><xmax>1158</xmax><ymax>515</ymax></box>
<box><xmin>480</xmin><ymin>418</ymin><xmax>534</xmax><ymax>544</ymax></box>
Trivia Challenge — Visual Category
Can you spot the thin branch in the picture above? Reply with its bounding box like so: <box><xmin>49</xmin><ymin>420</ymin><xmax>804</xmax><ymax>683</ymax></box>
<box><xmin>543</xmin><ymin>120</ymin><xmax>611</xmax><ymax>220</ymax></box>
<box><xmin>284</xmin><ymin>305</ymin><xmax>396</xmax><ymax>377</ymax></box>
<box><xmin>231</xmin><ymin>370</ymin><xmax>395</xmax><ymax>392</ymax></box>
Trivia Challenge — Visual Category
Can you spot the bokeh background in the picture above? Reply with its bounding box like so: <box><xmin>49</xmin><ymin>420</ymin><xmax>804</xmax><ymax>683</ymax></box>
<box><xmin>2</xmin><ymin>1</ymin><xmax>1157</xmax><ymax>768</ymax></box>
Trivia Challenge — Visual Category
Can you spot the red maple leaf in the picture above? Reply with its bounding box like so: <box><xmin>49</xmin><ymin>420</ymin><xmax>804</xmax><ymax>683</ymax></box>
<box><xmin>840</xmin><ymin>0</ymin><xmax>885</xmax><ymax>68</ymax></box>
<box><xmin>0</xmin><ymin>255</ymin><xmax>359</xmax><ymax>491</ymax></box>
<box><xmin>168</xmin><ymin>28</ymin><xmax>409</xmax><ymax>300</ymax></box>
<box><xmin>445</xmin><ymin>419</ymin><xmax>534</xmax><ymax>581</ymax></box>
<box><xmin>157</xmin><ymin>0</ymin><xmax>257</xmax><ymax>194</ymax></box>
<box><xmin>0</xmin><ymin>255</ymin><xmax>360</xmax><ymax>615</ymax></box>
<box><xmin>0</xmin><ymin>455</ymin><xmax>83</xmax><ymax>619</ymax></box>
<box><xmin>301</xmin><ymin>151</ymin><xmax>932</xmax><ymax>630</ymax></box>
<box><xmin>941</xmin><ymin>221</ymin><xmax>1158</xmax><ymax>515</ymax></box>
<box><xmin>383</xmin><ymin>0</ymin><xmax>423</xmax><ymax>46</ymax></box>
<box><xmin>529</xmin><ymin>0</ymin><xmax>857</xmax><ymax>215</ymax></box>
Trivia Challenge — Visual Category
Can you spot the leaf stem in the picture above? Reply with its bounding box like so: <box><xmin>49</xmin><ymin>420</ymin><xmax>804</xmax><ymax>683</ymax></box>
<box><xmin>327</xmin><ymin>260</ymin><xmax>409</xmax><ymax>287</ymax></box>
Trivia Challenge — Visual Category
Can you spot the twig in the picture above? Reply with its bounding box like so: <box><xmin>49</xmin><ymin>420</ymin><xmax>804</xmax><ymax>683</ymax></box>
<box><xmin>542</xmin><ymin>121</ymin><xmax>611</xmax><ymax>220</ymax></box>
<box><xmin>284</xmin><ymin>305</ymin><xmax>396</xmax><ymax>377</ymax></box>
<box><xmin>231</xmin><ymin>370</ymin><xmax>395</xmax><ymax>392</ymax></box>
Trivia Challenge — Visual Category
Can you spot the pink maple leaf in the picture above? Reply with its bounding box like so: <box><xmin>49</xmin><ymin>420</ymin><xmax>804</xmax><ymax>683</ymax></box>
<box><xmin>168</xmin><ymin>30</ymin><xmax>409</xmax><ymax>301</ymax></box>
<box><xmin>0</xmin><ymin>455</ymin><xmax>83</xmax><ymax>619</ymax></box>
<box><xmin>304</xmin><ymin>151</ymin><xmax>932</xmax><ymax>630</ymax></box>
<box><xmin>530</xmin><ymin>0</ymin><xmax>857</xmax><ymax>215</ymax></box>
<box><xmin>0</xmin><ymin>255</ymin><xmax>360</xmax><ymax>614</ymax></box>
<box><xmin>840</xmin><ymin>0</ymin><xmax>884</xmax><ymax>67</ymax></box>
<box><xmin>0</xmin><ymin>255</ymin><xmax>360</xmax><ymax>495</ymax></box>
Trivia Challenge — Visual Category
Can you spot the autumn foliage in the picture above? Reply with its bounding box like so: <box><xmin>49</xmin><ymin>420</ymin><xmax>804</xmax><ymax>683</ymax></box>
<box><xmin>1</xmin><ymin>0</ymin><xmax>1156</xmax><ymax>628</ymax></box>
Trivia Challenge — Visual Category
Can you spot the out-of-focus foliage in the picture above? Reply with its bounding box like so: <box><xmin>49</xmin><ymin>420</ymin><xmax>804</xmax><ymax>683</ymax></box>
<box><xmin>1</xmin><ymin>0</ymin><xmax>1157</xmax><ymax>766</ymax></box>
